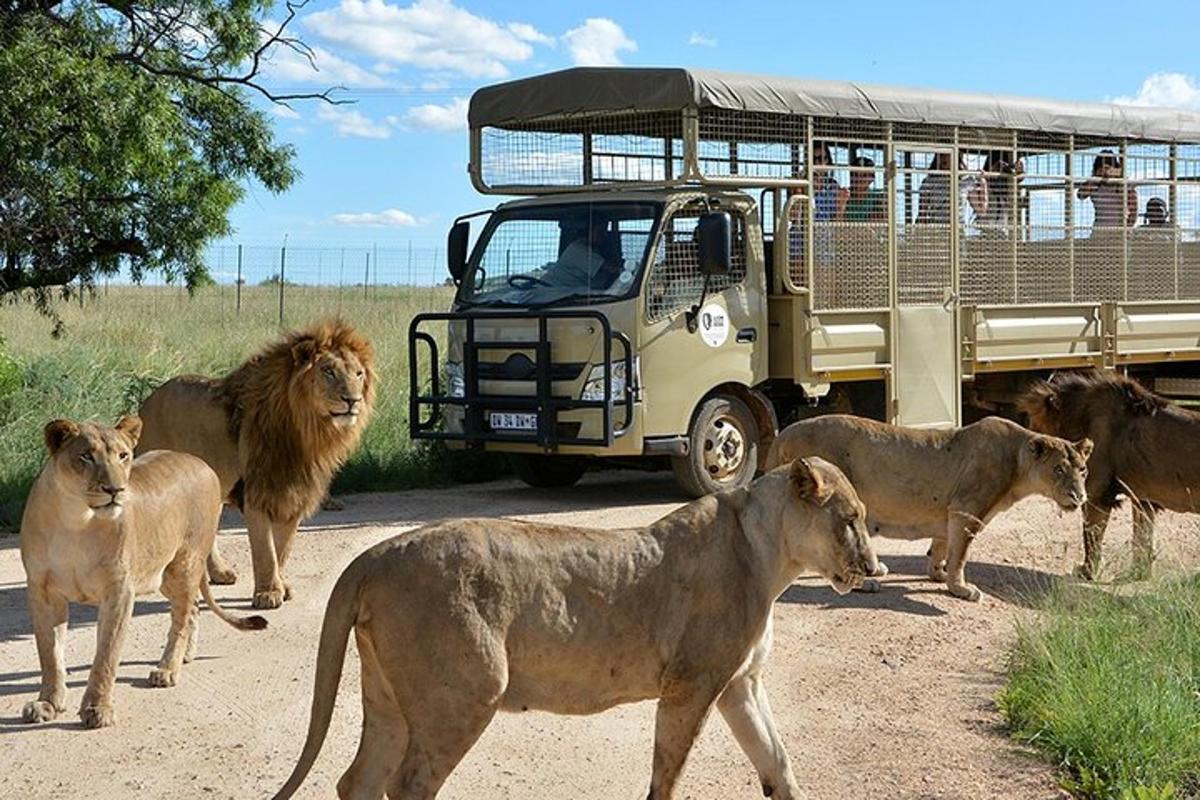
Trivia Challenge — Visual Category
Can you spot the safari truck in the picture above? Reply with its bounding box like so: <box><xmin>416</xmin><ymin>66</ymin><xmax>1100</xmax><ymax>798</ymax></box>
<box><xmin>409</xmin><ymin>67</ymin><xmax>1200</xmax><ymax>496</ymax></box>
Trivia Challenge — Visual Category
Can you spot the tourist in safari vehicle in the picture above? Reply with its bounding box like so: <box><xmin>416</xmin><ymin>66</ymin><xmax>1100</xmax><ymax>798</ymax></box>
<box><xmin>408</xmin><ymin>67</ymin><xmax>1200</xmax><ymax>497</ymax></box>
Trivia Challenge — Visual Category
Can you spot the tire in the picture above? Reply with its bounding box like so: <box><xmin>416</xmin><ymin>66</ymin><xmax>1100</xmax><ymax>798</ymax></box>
<box><xmin>671</xmin><ymin>394</ymin><xmax>760</xmax><ymax>498</ymax></box>
<box><xmin>508</xmin><ymin>454</ymin><xmax>587</xmax><ymax>489</ymax></box>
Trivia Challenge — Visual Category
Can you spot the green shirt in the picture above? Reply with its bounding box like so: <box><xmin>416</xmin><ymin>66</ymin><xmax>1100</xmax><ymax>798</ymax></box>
<box><xmin>845</xmin><ymin>189</ymin><xmax>886</xmax><ymax>222</ymax></box>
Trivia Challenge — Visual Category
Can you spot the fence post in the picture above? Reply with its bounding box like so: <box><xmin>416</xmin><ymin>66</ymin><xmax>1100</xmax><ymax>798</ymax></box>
<box><xmin>236</xmin><ymin>244</ymin><xmax>243</xmax><ymax>314</ymax></box>
<box><xmin>363</xmin><ymin>252</ymin><xmax>370</xmax><ymax>300</ymax></box>
<box><xmin>278</xmin><ymin>238</ymin><xmax>287</xmax><ymax>326</ymax></box>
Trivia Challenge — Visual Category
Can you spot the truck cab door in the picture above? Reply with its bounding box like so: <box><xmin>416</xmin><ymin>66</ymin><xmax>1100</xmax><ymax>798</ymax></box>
<box><xmin>638</xmin><ymin>205</ymin><xmax>768</xmax><ymax>438</ymax></box>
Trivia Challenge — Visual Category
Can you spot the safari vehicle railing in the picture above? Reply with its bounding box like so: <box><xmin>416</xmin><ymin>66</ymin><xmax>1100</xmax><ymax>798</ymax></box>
<box><xmin>409</xmin><ymin>309</ymin><xmax>634</xmax><ymax>449</ymax></box>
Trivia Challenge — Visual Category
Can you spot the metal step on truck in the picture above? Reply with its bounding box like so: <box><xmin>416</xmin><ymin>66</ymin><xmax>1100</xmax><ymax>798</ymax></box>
<box><xmin>409</xmin><ymin>67</ymin><xmax>1200</xmax><ymax>497</ymax></box>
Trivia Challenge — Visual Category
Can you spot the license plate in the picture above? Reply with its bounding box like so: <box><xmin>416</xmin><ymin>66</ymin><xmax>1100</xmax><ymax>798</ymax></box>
<box><xmin>489</xmin><ymin>412</ymin><xmax>538</xmax><ymax>431</ymax></box>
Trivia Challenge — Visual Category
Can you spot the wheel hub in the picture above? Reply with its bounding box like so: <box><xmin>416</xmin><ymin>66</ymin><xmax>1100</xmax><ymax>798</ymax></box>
<box><xmin>703</xmin><ymin>415</ymin><xmax>746</xmax><ymax>480</ymax></box>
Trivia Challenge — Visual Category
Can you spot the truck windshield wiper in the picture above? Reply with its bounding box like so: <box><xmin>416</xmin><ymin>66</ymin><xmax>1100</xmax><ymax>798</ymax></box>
<box><xmin>529</xmin><ymin>292</ymin><xmax>611</xmax><ymax>309</ymax></box>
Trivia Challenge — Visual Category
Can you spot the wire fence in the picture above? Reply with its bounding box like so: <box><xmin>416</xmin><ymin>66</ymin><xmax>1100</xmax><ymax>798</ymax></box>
<box><xmin>88</xmin><ymin>242</ymin><xmax>455</xmax><ymax>324</ymax></box>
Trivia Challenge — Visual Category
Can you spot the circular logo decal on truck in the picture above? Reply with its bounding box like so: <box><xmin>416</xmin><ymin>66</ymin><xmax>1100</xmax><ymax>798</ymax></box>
<box><xmin>698</xmin><ymin>301</ymin><xmax>729</xmax><ymax>348</ymax></box>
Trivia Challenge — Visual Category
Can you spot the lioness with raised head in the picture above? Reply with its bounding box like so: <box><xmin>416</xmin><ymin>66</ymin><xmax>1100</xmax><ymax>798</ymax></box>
<box><xmin>20</xmin><ymin>417</ymin><xmax>267</xmax><ymax>729</ymax></box>
<box><xmin>272</xmin><ymin>458</ymin><xmax>878</xmax><ymax>800</ymax></box>
<box><xmin>766</xmin><ymin>415</ymin><xmax>1092</xmax><ymax>601</ymax></box>
<box><xmin>137</xmin><ymin>319</ymin><xmax>375</xmax><ymax>609</ymax></box>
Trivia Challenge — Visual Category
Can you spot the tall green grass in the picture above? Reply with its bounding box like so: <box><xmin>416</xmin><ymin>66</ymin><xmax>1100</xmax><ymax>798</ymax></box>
<box><xmin>1000</xmin><ymin>577</ymin><xmax>1200</xmax><ymax>799</ymax></box>
<box><xmin>0</xmin><ymin>285</ymin><xmax>507</xmax><ymax>528</ymax></box>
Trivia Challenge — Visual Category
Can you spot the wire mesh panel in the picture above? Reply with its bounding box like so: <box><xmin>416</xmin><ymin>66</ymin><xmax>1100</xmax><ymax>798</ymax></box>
<box><xmin>1016</xmin><ymin>143</ymin><xmax>1072</xmax><ymax>304</ymax></box>
<box><xmin>810</xmin><ymin>132</ymin><xmax>889</xmax><ymax>309</ymax></box>
<box><xmin>895</xmin><ymin>149</ymin><xmax>953</xmax><ymax>305</ymax></box>
<box><xmin>1125</xmin><ymin>146</ymin><xmax>1174</xmax><ymax>300</ymax></box>
<box><xmin>696</xmin><ymin>109</ymin><xmax>805</xmax><ymax>180</ymax></box>
<box><xmin>1180</xmin><ymin>179</ymin><xmax>1200</xmax><ymax>298</ymax></box>
<box><xmin>645</xmin><ymin>208</ymin><xmax>747</xmax><ymax>322</ymax></box>
<box><xmin>478</xmin><ymin>112</ymin><xmax>684</xmax><ymax>190</ymax></box>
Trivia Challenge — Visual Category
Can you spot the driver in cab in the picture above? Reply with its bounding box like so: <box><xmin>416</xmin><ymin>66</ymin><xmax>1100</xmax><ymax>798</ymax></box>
<box><xmin>542</xmin><ymin>217</ymin><xmax>621</xmax><ymax>289</ymax></box>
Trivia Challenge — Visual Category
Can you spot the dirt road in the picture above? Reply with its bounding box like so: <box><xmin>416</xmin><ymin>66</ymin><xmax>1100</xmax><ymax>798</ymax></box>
<box><xmin>3</xmin><ymin>472</ymin><xmax>1198</xmax><ymax>799</ymax></box>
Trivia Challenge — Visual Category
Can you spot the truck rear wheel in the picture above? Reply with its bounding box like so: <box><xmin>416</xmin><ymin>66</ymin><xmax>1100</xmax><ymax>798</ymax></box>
<box><xmin>671</xmin><ymin>394</ymin><xmax>759</xmax><ymax>498</ymax></box>
<box><xmin>509</xmin><ymin>454</ymin><xmax>587</xmax><ymax>488</ymax></box>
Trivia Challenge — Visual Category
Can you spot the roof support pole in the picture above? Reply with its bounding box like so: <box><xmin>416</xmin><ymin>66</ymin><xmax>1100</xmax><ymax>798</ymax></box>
<box><xmin>682</xmin><ymin>107</ymin><xmax>701</xmax><ymax>181</ymax></box>
<box><xmin>1067</xmin><ymin>134</ymin><xmax>1075</xmax><ymax>302</ymax></box>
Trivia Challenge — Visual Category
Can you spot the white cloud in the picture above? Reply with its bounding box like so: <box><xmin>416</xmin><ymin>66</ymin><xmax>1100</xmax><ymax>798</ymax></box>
<box><xmin>305</xmin><ymin>0</ymin><xmax>549</xmax><ymax>79</ymax></box>
<box><xmin>391</xmin><ymin>97</ymin><xmax>469</xmax><ymax>132</ymax></box>
<box><xmin>1112</xmin><ymin>72</ymin><xmax>1200</xmax><ymax>109</ymax></box>
<box><xmin>317</xmin><ymin>106</ymin><xmax>393</xmax><ymax>139</ymax></box>
<box><xmin>331</xmin><ymin>209</ymin><xmax>420</xmax><ymax>227</ymax></box>
<box><xmin>508</xmin><ymin>22</ymin><xmax>554</xmax><ymax>45</ymax></box>
<box><xmin>260</xmin><ymin>34</ymin><xmax>389</xmax><ymax>88</ymax></box>
<box><xmin>270</xmin><ymin>104</ymin><xmax>301</xmax><ymax>119</ymax></box>
<box><xmin>687</xmin><ymin>32</ymin><xmax>717</xmax><ymax>48</ymax></box>
<box><xmin>562</xmin><ymin>18</ymin><xmax>636</xmax><ymax>67</ymax></box>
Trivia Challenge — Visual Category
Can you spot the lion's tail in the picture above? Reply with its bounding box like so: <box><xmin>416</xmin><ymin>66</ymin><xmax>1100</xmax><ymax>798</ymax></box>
<box><xmin>271</xmin><ymin>565</ymin><xmax>359</xmax><ymax>800</ymax></box>
<box><xmin>198</xmin><ymin>579</ymin><xmax>268</xmax><ymax>632</ymax></box>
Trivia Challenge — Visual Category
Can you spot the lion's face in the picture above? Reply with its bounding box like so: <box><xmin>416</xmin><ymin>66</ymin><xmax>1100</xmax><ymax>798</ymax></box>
<box><xmin>1022</xmin><ymin>435</ymin><xmax>1092</xmax><ymax>511</ymax></box>
<box><xmin>43</xmin><ymin>416</ymin><xmax>143</xmax><ymax>519</ymax></box>
<box><xmin>294</xmin><ymin>343</ymin><xmax>372</xmax><ymax>430</ymax></box>
<box><xmin>782</xmin><ymin>458</ymin><xmax>878</xmax><ymax>594</ymax></box>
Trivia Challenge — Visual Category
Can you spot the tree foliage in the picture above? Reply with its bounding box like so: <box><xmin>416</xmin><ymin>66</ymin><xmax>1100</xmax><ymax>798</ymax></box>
<box><xmin>0</xmin><ymin>0</ymin><xmax>331</xmax><ymax>327</ymax></box>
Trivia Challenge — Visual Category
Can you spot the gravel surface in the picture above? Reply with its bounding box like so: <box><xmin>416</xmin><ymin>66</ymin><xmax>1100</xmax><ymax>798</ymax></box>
<box><xmin>3</xmin><ymin>471</ymin><xmax>1198</xmax><ymax>799</ymax></box>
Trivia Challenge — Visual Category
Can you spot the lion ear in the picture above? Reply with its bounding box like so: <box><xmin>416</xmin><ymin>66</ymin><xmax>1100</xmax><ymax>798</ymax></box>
<box><xmin>115</xmin><ymin>415</ymin><xmax>143</xmax><ymax>447</ymax></box>
<box><xmin>790</xmin><ymin>458</ymin><xmax>833</xmax><ymax>505</ymax></box>
<box><xmin>291</xmin><ymin>337</ymin><xmax>317</xmax><ymax>367</ymax></box>
<box><xmin>1073</xmin><ymin>437</ymin><xmax>1094</xmax><ymax>461</ymax></box>
<box><xmin>43</xmin><ymin>419</ymin><xmax>79</xmax><ymax>454</ymax></box>
<box><xmin>1027</xmin><ymin>436</ymin><xmax>1050</xmax><ymax>460</ymax></box>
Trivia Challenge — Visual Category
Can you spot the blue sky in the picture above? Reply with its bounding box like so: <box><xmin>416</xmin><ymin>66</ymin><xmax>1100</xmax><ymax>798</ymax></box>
<box><xmin>236</xmin><ymin>0</ymin><xmax>1200</xmax><ymax>250</ymax></box>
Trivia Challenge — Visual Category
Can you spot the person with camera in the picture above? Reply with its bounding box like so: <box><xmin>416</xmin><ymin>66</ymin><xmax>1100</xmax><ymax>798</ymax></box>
<box><xmin>1077</xmin><ymin>150</ymin><xmax>1137</xmax><ymax>234</ymax></box>
<box><xmin>975</xmin><ymin>151</ymin><xmax>1024</xmax><ymax>228</ymax></box>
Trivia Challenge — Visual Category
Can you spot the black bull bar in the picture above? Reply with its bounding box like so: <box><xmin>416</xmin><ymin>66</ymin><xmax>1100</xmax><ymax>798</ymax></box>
<box><xmin>408</xmin><ymin>310</ymin><xmax>634</xmax><ymax>448</ymax></box>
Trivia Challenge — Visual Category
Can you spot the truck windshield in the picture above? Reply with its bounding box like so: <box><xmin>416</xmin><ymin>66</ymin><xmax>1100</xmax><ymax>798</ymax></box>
<box><xmin>457</xmin><ymin>202</ymin><xmax>661</xmax><ymax>308</ymax></box>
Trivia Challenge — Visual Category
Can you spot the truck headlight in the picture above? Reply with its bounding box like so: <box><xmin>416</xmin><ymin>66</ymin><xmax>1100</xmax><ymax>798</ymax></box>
<box><xmin>444</xmin><ymin>361</ymin><xmax>465</xmax><ymax>398</ymax></box>
<box><xmin>581</xmin><ymin>358</ymin><xmax>636</xmax><ymax>402</ymax></box>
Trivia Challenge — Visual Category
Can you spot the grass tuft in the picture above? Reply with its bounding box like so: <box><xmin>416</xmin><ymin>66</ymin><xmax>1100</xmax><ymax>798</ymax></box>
<box><xmin>1000</xmin><ymin>576</ymin><xmax>1200</xmax><ymax>799</ymax></box>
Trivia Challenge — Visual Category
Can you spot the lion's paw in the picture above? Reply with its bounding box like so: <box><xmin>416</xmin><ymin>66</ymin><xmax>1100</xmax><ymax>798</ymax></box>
<box><xmin>283</xmin><ymin>581</ymin><xmax>295</xmax><ymax>601</ymax></box>
<box><xmin>148</xmin><ymin>668</ymin><xmax>178</xmax><ymax>688</ymax></box>
<box><xmin>252</xmin><ymin>588</ymin><xmax>285</xmax><ymax>610</ymax></box>
<box><xmin>208</xmin><ymin>565</ymin><xmax>238</xmax><ymax>586</ymax></box>
<box><xmin>21</xmin><ymin>700</ymin><xmax>60</xmax><ymax>723</ymax></box>
<box><xmin>79</xmin><ymin>704</ymin><xmax>115</xmax><ymax>729</ymax></box>
<box><xmin>871</xmin><ymin>561</ymin><xmax>889</xmax><ymax>578</ymax></box>
<box><xmin>948</xmin><ymin>583</ymin><xmax>982</xmax><ymax>602</ymax></box>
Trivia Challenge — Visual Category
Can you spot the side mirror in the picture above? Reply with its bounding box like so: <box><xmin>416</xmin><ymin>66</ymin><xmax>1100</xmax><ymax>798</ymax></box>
<box><xmin>447</xmin><ymin>220</ymin><xmax>470</xmax><ymax>285</ymax></box>
<box><xmin>696</xmin><ymin>212</ymin><xmax>732</xmax><ymax>276</ymax></box>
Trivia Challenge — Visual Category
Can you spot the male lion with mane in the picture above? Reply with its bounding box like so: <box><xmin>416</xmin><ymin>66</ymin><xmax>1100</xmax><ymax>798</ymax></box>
<box><xmin>272</xmin><ymin>458</ymin><xmax>878</xmax><ymax>800</ymax></box>
<box><xmin>1021</xmin><ymin>368</ymin><xmax>1199</xmax><ymax>580</ymax></box>
<box><xmin>20</xmin><ymin>416</ymin><xmax>266</xmax><ymax>729</ymax></box>
<box><xmin>137</xmin><ymin>319</ymin><xmax>375</xmax><ymax>609</ymax></box>
<box><xmin>766</xmin><ymin>414</ymin><xmax>1092</xmax><ymax>601</ymax></box>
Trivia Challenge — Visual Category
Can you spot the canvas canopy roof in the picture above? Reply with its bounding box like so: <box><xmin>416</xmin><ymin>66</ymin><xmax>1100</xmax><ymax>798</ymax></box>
<box><xmin>469</xmin><ymin>67</ymin><xmax>1200</xmax><ymax>143</ymax></box>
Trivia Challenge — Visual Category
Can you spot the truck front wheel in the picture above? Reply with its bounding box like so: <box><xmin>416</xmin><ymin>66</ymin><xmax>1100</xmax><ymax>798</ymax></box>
<box><xmin>509</xmin><ymin>454</ymin><xmax>587</xmax><ymax>489</ymax></box>
<box><xmin>671</xmin><ymin>394</ymin><xmax>759</xmax><ymax>498</ymax></box>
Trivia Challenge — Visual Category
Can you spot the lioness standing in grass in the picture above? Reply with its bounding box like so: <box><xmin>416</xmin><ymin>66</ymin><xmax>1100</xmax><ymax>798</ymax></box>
<box><xmin>766</xmin><ymin>415</ymin><xmax>1092</xmax><ymax>601</ymax></box>
<box><xmin>272</xmin><ymin>458</ymin><xmax>878</xmax><ymax>800</ymax></box>
<box><xmin>20</xmin><ymin>416</ymin><xmax>267</xmax><ymax>729</ymax></box>
<box><xmin>136</xmin><ymin>319</ymin><xmax>375</xmax><ymax>609</ymax></box>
